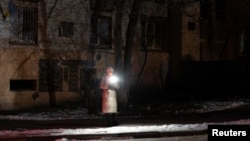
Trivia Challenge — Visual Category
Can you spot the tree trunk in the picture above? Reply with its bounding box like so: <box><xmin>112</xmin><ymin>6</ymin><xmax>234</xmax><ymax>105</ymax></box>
<box><xmin>114</xmin><ymin>0</ymin><xmax>125</xmax><ymax>106</ymax></box>
<box><xmin>39</xmin><ymin>0</ymin><xmax>57</xmax><ymax>107</ymax></box>
<box><xmin>123</xmin><ymin>0</ymin><xmax>143</xmax><ymax>104</ymax></box>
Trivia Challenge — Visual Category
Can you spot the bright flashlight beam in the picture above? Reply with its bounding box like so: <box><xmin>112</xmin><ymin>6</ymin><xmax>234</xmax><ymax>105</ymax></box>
<box><xmin>109</xmin><ymin>75</ymin><xmax>119</xmax><ymax>84</ymax></box>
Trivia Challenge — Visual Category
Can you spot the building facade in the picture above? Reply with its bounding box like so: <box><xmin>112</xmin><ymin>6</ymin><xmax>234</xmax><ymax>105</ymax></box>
<box><xmin>0</xmin><ymin>0</ymin><xmax>169</xmax><ymax>110</ymax></box>
<box><xmin>0</xmin><ymin>0</ymin><xmax>245</xmax><ymax>110</ymax></box>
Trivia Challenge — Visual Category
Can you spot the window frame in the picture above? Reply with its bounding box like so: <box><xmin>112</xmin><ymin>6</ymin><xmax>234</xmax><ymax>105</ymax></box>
<box><xmin>9</xmin><ymin>6</ymin><xmax>38</xmax><ymax>45</ymax></box>
<box><xmin>90</xmin><ymin>15</ymin><xmax>112</xmax><ymax>49</ymax></box>
<box><xmin>141</xmin><ymin>15</ymin><xmax>167</xmax><ymax>51</ymax></box>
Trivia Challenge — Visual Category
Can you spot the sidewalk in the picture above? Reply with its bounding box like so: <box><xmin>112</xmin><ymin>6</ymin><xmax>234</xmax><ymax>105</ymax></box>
<box><xmin>0</xmin><ymin>116</ymin><xmax>207</xmax><ymax>141</ymax></box>
<box><xmin>1</xmin><ymin>101</ymin><xmax>250</xmax><ymax>140</ymax></box>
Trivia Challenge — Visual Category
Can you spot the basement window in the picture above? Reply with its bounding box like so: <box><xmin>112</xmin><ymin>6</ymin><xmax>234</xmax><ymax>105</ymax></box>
<box><xmin>10</xmin><ymin>80</ymin><xmax>36</xmax><ymax>91</ymax></box>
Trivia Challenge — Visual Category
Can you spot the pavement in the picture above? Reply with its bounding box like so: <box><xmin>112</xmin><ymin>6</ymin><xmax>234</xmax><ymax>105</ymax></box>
<box><xmin>0</xmin><ymin>117</ymin><xmax>207</xmax><ymax>141</ymax></box>
<box><xmin>1</xmin><ymin>103</ymin><xmax>250</xmax><ymax>140</ymax></box>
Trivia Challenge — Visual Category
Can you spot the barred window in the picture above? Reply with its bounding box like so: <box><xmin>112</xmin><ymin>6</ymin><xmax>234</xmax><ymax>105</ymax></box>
<box><xmin>10</xmin><ymin>7</ymin><xmax>38</xmax><ymax>45</ymax></box>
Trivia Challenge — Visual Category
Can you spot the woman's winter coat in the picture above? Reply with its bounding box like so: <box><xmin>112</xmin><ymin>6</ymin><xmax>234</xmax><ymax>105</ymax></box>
<box><xmin>100</xmin><ymin>75</ymin><xmax>117</xmax><ymax>113</ymax></box>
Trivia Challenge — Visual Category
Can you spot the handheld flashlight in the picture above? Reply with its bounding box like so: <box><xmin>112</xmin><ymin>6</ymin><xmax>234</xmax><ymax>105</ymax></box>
<box><xmin>109</xmin><ymin>75</ymin><xmax>119</xmax><ymax>84</ymax></box>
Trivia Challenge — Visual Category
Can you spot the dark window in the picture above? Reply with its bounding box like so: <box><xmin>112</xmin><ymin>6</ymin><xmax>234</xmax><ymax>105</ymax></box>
<box><xmin>90</xmin><ymin>15</ymin><xmax>112</xmax><ymax>49</ymax></box>
<box><xmin>10</xmin><ymin>7</ymin><xmax>38</xmax><ymax>45</ymax></box>
<box><xmin>141</xmin><ymin>16</ymin><xmax>166</xmax><ymax>50</ymax></box>
<box><xmin>10</xmin><ymin>80</ymin><xmax>36</xmax><ymax>91</ymax></box>
<box><xmin>39</xmin><ymin>60</ymin><xmax>96</xmax><ymax>92</ymax></box>
<box><xmin>200</xmin><ymin>0</ymin><xmax>211</xmax><ymax>19</ymax></box>
<box><xmin>188</xmin><ymin>21</ymin><xmax>195</xmax><ymax>30</ymax></box>
<box><xmin>167</xmin><ymin>0</ymin><xmax>184</xmax><ymax>8</ymax></box>
<box><xmin>39</xmin><ymin>60</ymin><xmax>63</xmax><ymax>92</ymax></box>
<box><xmin>22</xmin><ymin>0</ymin><xmax>39</xmax><ymax>2</ymax></box>
<box><xmin>240</xmin><ymin>29</ymin><xmax>250</xmax><ymax>57</ymax></box>
<box><xmin>90</xmin><ymin>0</ymin><xmax>114</xmax><ymax>11</ymax></box>
<box><xmin>59</xmin><ymin>22</ymin><xmax>74</xmax><ymax>37</ymax></box>
<box><xmin>154</xmin><ymin>0</ymin><xmax>165</xmax><ymax>4</ymax></box>
<box><xmin>68</xmin><ymin>64</ymin><xmax>78</xmax><ymax>91</ymax></box>
<box><xmin>200</xmin><ymin>20</ymin><xmax>209</xmax><ymax>38</ymax></box>
<box><xmin>63</xmin><ymin>67</ymin><xmax>69</xmax><ymax>81</ymax></box>
<box><xmin>216</xmin><ymin>0</ymin><xmax>225</xmax><ymax>19</ymax></box>
<box><xmin>80</xmin><ymin>68</ymin><xmax>97</xmax><ymax>91</ymax></box>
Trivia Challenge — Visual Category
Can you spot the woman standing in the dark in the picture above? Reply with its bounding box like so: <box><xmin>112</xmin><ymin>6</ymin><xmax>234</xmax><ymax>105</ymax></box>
<box><xmin>100</xmin><ymin>66</ymin><xmax>119</xmax><ymax>126</ymax></box>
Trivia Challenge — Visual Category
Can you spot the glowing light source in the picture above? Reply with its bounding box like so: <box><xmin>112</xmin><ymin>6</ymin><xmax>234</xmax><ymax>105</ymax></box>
<box><xmin>109</xmin><ymin>75</ymin><xmax>119</xmax><ymax>84</ymax></box>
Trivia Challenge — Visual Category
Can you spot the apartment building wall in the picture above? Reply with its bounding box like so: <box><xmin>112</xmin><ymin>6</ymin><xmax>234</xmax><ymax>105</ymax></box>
<box><xmin>181</xmin><ymin>1</ymin><xmax>200</xmax><ymax>61</ymax></box>
<box><xmin>0</xmin><ymin>0</ymin><xmax>169</xmax><ymax>110</ymax></box>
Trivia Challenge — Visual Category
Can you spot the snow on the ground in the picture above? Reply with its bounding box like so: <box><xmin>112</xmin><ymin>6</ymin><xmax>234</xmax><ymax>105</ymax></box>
<box><xmin>0</xmin><ymin>124</ymin><xmax>207</xmax><ymax>137</ymax></box>
<box><xmin>0</xmin><ymin>98</ymin><xmax>250</xmax><ymax>138</ymax></box>
<box><xmin>1</xmin><ymin>98</ymin><xmax>250</xmax><ymax>120</ymax></box>
<box><xmin>1</xmin><ymin>119</ymin><xmax>250</xmax><ymax>138</ymax></box>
